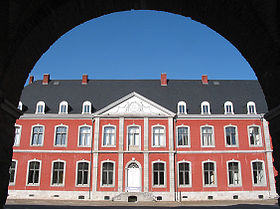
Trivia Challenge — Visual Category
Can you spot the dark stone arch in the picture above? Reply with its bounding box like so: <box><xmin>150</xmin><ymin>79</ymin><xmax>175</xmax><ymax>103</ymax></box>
<box><xmin>1</xmin><ymin>0</ymin><xmax>280</xmax><ymax>206</ymax></box>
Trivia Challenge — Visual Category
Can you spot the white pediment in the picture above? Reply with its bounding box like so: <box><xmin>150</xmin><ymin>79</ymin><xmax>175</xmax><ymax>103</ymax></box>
<box><xmin>95</xmin><ymin>92</ymin><xmax>175</xmax><ymax>117</ymax></box>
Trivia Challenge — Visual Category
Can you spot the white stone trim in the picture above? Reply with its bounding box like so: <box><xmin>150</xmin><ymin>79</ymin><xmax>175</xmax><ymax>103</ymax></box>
<box><xmin>50</xmin><ymin>160</ymin><xmax>66</xmax><ymax>187</ymax></box>
<box><xmin>202</xmin><ymin>160</ymin><xmax>217</xmax><ymax>187</ymax></box>
<box><xmin>224</xmin><ymin>101</ymin><xmax>234</xmax><ymax>114</ymax></box>
<box><xmin>26</xmin><ymin>159</ymin><xmax>42</xmax><ymax>186</ymax></box>
<box><xmin>200</xmin><ymin>125</ymin><xmax>215</xmax><ymax>147</ymax></box>
<box><xmin>82</xmin><ymin>101</ymin><xmax>92</xmax><ymax>114</ymax></box>
<box><xmin>143</xmin><ymin>153</ymin><xmax>149</xmax><ymax>192</ymax></box>
<box><xmin>176</xmin><ymin>125</ymin><xmax>190</xmax><ymax>148</ymax></box>
<box><xmin>77</xmin><ymin>124</ymin><xmax>92</xmax><ymax>147</ymax></box>
<box><xmin>124</xmin><ymin>159</ymin><xmax>142</xmax><ymax>192</ymax></box>
<box><xmin>168</xmin><ymin>117</ymin><xmax>174</xmax><ymax>151</ymax></box>
<box><xmin>250</xmin><ymin>160</ymin><xmax>267</xmax><ymax>187</ymax></box>
<box><xmin>177</xmin><ymin>160</ymin><xmax>192</xmax><ymax>188</ymax></box>
<box><xmin>201</xmin><ymin>101</ymin><xmax>211</xmax><ymax>115</ymax></box>
<box><xmin>9</xmin><ymin>159</ymin><xmax>18</xmax><ymax>186</ymax></box>
<box><xmin>30</xmin><ymin>124</ymin><xmax>45</xmax><ymax>147</ymax></box>
<box><xmin>126</xmin><ymin>124</ymin><xmax>141</xmax><ymax>151</ymax></box>
<box><xmin>177</xmin><ymin>101</ymin><xmax>187</xmax><ymax>115</ymax></box>
<box><xmin>144</xmin><ymin>118</ymin><xmax>149</xmax><ymax>151</ymax></box>
<box><xmin>58</xmin><ymin>101</ymin><xmax>68</xmax><ymax>114</ymax></box>
<box><xmin>100</xmin><ymin>160</ymin><xmax>116</xmax><ymax>188</ymax></box>
<box><xmin>247</xmin><ymin>101</ymin><xmax>257</xmax><ymax>114</ymax></box>
<box><xmin>226</xmin><ymin>160</ymin><xmax>242</xmax><ymax>187</ymax></box>
<box><xmin>35</xmin><ymin>101</ymin><xmax>45</xmax><ymax>114</ymax></box>
<box><xmin>101</xmin><ymin>124</ymin><xmax>117</xmax><ymax>147</ymax></box>
<box><xmin>224</xmin><ymin>125</ymin><xmax>239</xmax><ymax>147</ymax></box>
<box><xmin>53</xmin><ymin>124</ymin><xmax>68</xmax><ymax>147</ymax></box>
<box><xmin>248</xmin><ymin>125</ymin><xmax>263</xmax><ymax>147</ymax></box>
<box><xmin>152</xmin><ymin>160</ymin><xmax>166</xmax><ymax>188</ymax></box>
<box><xmin>13</xmin><ymin>124</ymin><xmax>22</xmax><ymax>147</ymax></box>
<box><xmin>75</xmin><ymin>160</ymin><xmax>90</xmax><ymax>187</ymax></box>
<box><xmin>151</xmin><ymin>124</ymin><xmax>166</xmax><ymax>147</ymax></box>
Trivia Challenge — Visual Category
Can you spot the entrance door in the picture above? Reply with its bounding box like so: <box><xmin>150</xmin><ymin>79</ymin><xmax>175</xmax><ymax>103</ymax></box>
<box><xmin>126</xmin><ymin>162</ymin><xmax>141</xmax><ymax>192</ymax></box>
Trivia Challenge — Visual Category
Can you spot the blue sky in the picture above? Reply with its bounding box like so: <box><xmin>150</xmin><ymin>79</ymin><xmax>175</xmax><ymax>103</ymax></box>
<box><xmin>30</xmin><ymin>10</ymin><xmax>256</xmax><ymax>83</ymax></box>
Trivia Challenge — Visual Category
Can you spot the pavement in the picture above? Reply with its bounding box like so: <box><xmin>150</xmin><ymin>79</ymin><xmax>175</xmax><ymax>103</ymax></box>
<box><xmin>5</xmin><ymin>199</ymin><xmax>279</xmax><ymax>208</ymax></box>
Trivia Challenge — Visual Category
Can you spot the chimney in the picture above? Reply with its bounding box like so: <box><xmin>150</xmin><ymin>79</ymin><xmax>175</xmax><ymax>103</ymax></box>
<box><xmin>42</xmin><ymin>73</ymin><xmax>50</xmax><ymax>85</ymax></box>
<box><xmin>202</xmin><ymin>75</ymin><xmax>208</xmax><ymax>85</ymax></box>
<box><xmin>29</xmin><ymin>75</ymin><xmax>34</xmax><ymax>84</ymax></box>
<box><xmin>161</xmin><ymin>73</ymin><xmax>167</xmax><ymax>86</ymax></box>
<box><xmin>82</xmin><ymin>74</ymin><xmax>88</xmax><ymax>85</ymax></box>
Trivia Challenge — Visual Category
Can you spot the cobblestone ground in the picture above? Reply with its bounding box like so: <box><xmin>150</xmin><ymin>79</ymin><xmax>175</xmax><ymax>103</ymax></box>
<box><xmin>5</xmin><ymin>199</ymin><xmax>279</xmax><ymax>209</ymax></box>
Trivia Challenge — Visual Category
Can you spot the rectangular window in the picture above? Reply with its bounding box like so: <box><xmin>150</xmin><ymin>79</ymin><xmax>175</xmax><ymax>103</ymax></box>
<box><xmin>225</xmin><ymin>126</ymin><xmax>237</xmax><ymax>146</ymax></box>
<box><xmin>179</xmin><ymin>162</ymin><xmax>190</xmax><ymax>186</ymax></box>
<box><xmin>201</xmin><ymin>127</ymin><xmax>214</xmax><ymax>146</ymax></box>
<box><xmin>79</xmin><ymin>126</ymin><xmax>91</xmax><ymax>146</ymax></box>
<box><xmin>77</xmin><ymin>162</ymin><xmax>89</xmax><ymax>186</ymax></box>
<box><xmin>177</xmin><ymin>127</ymin><xmax>189</xmax><ymax>146</ymax></box>
<box><xmin>249</xmin><ymin>126</ymin><xmax>261</xmax><ymax>146</ymax></box>
<box><xmin>55</xmin><ymin>126</ymin><xmax>67</xmax><ymax>146</ymax></box>
<box><xmin>52</xmin><ymin>162</ymin><xmax>64</xmax><ymax>185</ymax></box>
<box><xmin>9</xmin><ymin>161</ymin><xmax>16</xmax><ymax>184</ymax></box>
<box><xmin>14</xmin><ymin>126</ymin><xmax>21</xmax><ymax>146</ymax></box>
<box><xmin>228</xmin><ymin>162</ymin><xmax>241</xmax><ymax>186</ymax></box>
<box><xmin>103</xmin><ymin>126</ymin><xmax>116</xmax><ymax>146</ymax></box>
<box><xmin>202</xmin><ymin>105</ymin><xmax>209</xmax><ymax>114</ymax></box>
<box><xmin>27</xmin><ymin>161</ymin><xmax>40</xmax><ymax>185</ymax></box>
<box><xmin>31</xmin><ymin>126</ymin><xmax>43</xmax><ymax>146</ymax></box>
<box><xmin>252</xmin><ymin>162</ymin><xmax>265</xmax><ymax>185</ymax></box>
<box><xmin>102</xmin><ymin>162</ymin><xmax>114</xmax><ymax>186</ymax></box>
<box><xmin>203</xmin><ymin>162</ymin><xmax>215</xmax><ymax>186</ymax></box>
<box><xmin>153</xmin><ymin>127</ymin><xmax>165</xmax><ymax>147</ymax></box>
<box><xmin>128</xmin><ymin>126</ymin><xmax>140</xmax><ymax>146</ymax></box>
<box><xmin>153</xmin><ymin>162</ymin><xmax>165</xmax><ymax>186</ymax></box>
<box><xmin>226</xmin><ymin>105</ymin><xmax>232</xmax><ymax>113</ymax></box>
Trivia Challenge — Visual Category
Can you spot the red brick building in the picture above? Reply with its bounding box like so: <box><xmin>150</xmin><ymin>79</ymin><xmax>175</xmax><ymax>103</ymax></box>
<box><xmin>8</xmin><ymin>74</ymin><xmax>276</xmax><ymax>201</ymax></box>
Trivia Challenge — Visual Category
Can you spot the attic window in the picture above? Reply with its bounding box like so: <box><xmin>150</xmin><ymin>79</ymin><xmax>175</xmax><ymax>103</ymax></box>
<box><xmin>18</xmin><ymin>101</ymin><xmax>23</xmax><ymax>111</ymax></box>
<box><xmin>224</xmin><ymin>101</ymin><xmax>234</xmax><ymax>114</ymax></box>
<box><xmin>82</xmin><ymin>101</ymin><xmax>91</xmax><ymax>114</ymax></box>
<box><xmin>36</xmin><ymin>101</ymin><xmax>45</xmax><ymax>114</ymax></box>
<box><xmin>177</xmin><ymin>101</ymin><xmax>187</xmax><ymax>114</ymax></box>
<box><xmin>59</xmin><ymin>101</ymin><xmax>68</xmax><ymax>114</ymax></box>
<box><xmin>247</xmin><ymin>101</ymin><xmax>256</xmax><ymax>114</ymax></box>
<box><xmin>201</xmin><ymin>101</ymin><xmax>210</xmax><ymax>114</ymax></box>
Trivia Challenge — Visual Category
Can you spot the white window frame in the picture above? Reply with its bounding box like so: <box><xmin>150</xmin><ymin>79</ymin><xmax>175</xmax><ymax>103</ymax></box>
<box><xmin>177</xmin><ymin>101</ymin><xmax>187</xmax><ymax>114</ymax></box>
<box><xmin>18</xmin><ymin>101</ymin><xmax>23</xmax><ymax>111</ymax></box>
<box><xmin>177</xmin><ymin>160</ymin><xmax>192</xmax><ymax>187</ymax></box>
<box><xmin>247</xmin><ymin>101</ymin><xmax>257</xmax><ymax>114</ymax></box>
<box><xmin>152</xmin><ymin>160</ymin><xmax>166</xmax><ymax>188</ymax></box>
<box><xmin>227</xmin><ymin>160</ymin><xmax>242</xmax><ymax>187</ymax></box>
<box><xmin>9</xmin><ymin>159</ymin><xmax>18</xmax><ymax>186</ymax></box>
<box><xmin>102</xmin><ymin>125</ymin><xmax>116</xmax><ymax>147</ymax></box>
<box><xmin>14</xmin><ymin>124</ymin><xmax>22</xmax><ymax>146</ymax></box>
<box><xmin>201</xmin><ymin>101</ymin><xmax>211</xmax><ymax>114</ymax></box>
<box><xmin>30</xmin><ymin>124</ymin><xmax>44</xmax><ymax>146</ymax></box>
<box><xmin>224</xmin><ymin>125</ymin><xmax>238</xmax><ymax>147</ymax></box>
<box><xmin>35</xmin><ymin>101</ymin><xmax>45</xmax><ymax>114</ymax></box>
<box><xmin>202</xmin><ymin>160</ymin><xmax>217</xmax><ymax>187</ymax></box>
<box><xmin>251</xmin><ymin>160</ymin><xmax>266</xmax><ymax>187</ymax></box>
<box><xmin>176</xmin><ymin>125</ymin><xmax>190</xmax><ymax>148</ymax></box>
<box><xmin>59</xmin><ymin>101</ymin><xmax>68</xmax><ymax>114</ymax></box>
<box><xmin>126</xmin><ymin>125</ymin><xmax>141</xmax><ymax>150</ymax></box>
<box><xmin>78</xmin><ymin>125</ymin><xmax>92</xmax><ymax>147</ymax></box>
<box><xmin>76</xmin><ymin>160</ymin><xmax>90</xmax><ymax>187</ymax></box>
<box><xmin>82</xmin><ymin>101</ymin><xmax>92</xmax><ymax>114</ymax></box>
<box><xmin>248</xmin><ymin>125</ymin><xmax>262</xmax><ymax>147</ymax></box>
<box><xmin>26</xmin><ymin>159</ymin><xmax>41</xmax><ymax>186</ymax></box>
<box><xmin>224</xmin><ymin>101</ymin><xmax>234</xmax><ymax>114</ymax></box>
<box><xmin>200</xmin><ymin>125</ymin><xmax>215</xmax><ymax>147</ymax></box>
<box><xmin>151</xmin><ymin>125</ymin><xmax>166</xmax><ymax>147</ymax></box>
<box><xmin>100</xmin><ymin>160</ymin><xmax>115</xmax><ymax>187</ymax></box>
<box><xmin>54</xmin><ymin>124</ymin><xmax>68</xmax><ymax>147</ymax></box>
<box><xmin>51</xmin><ymin>160</ymin><xmax>66</xmax><ymax>187</ymax></box>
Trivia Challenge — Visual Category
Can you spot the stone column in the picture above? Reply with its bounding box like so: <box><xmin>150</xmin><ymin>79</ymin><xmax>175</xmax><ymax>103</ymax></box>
<box><xmin>144</xmin><ymin>117</ymin><xmax>149</xmax><ymax>192</ymax></box>
<box><xmin>91</xmin><ymin>117</ymin><xmax>100</xmax><ymax>195</ymax></box>
<box><xmin>118</xmin><ymin>117</ymin><xmax>124</xmax><ymax>192</ymax></box>
<box><xmin>168</xmin><ymin>117</ymin><xmax>175</xmax><ymax>200</ymax></box>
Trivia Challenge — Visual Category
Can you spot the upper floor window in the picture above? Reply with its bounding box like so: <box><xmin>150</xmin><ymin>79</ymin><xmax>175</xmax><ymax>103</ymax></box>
<box><xmin>18</xmin><ymin>101</ymin><xmax>23</xmax><ymax>111</ymax></box>
<box><xmin>153</xmin><ymin>162</ymin><xmax>165</xmax><ymax>186</ymax></box>
<box><xmin>27</xmin><ymin>160</ymin><xmax>41</xmax><ymax>185</ymax></box>
<box><xmin>36</xmin><ymin>101</ymin><xmax>45</xmax><ymax>114</ymax></box>
<box><xmin>103</xmin><ymin>126</ymin><xmax>116</xmax><ymax>146</ymax></box>
<box><xmin>152</xmin><ymin>126</ymin><xmax>165</xmax><ymax>147</ymax></box>
<box><xmin>52</xmin><ymin>161</ymin><xmax>65</xmax><ymax>186</ymax></box>
<box><xmin>224</xmin><ymin>101</ymin><xmax>234</xmax><ymax>114</ymax></box>
<box><xmin>177</xmin><ymin>126</ymin><xmax>189</xmax><ymax>147</ymax></box>
<box><xmin>228</xmin><ymin>161</ymin><xmax>241</xmax><ymax>186</ymax></box>
<box><xmin>82</xmin><ymin>101</ymin><xmax>91</xmax><ymax>114</ymax></box>
<box><xmin>247</xmin><ymin>101</ymin><xmax>256</xmax><ymax>114</ymax></box>
<box><xmin>127</xmin><ymin>126</ymin><xmax>140</xmax><ymax>147</ymax></box>
<box><xmin>59</xmin><ymin>101</ymin><xmax>68</xmax><ymax>114</ymax></box>
<box><xmin>14</xmin><ymin>125</ymin><xmax>21</xmax><ymax>146</ymax></box>
<box><xmin>249</xmin><ymin>126</ymin><xmax>262</xmax><ymax>146</ymax></box>
<box><xmin>9</xmin><ymin>160</ymin><xmax>17</xmax><ymax>185</ymax></box>
<box><xmin>252</xmin><ymin>161</ymin><xmax>266</xmax><ymax>186</ymax></box>
<box><xmin>225</xmin><ymin>126</ymin><xmax>238</xmax><ymax>147</ymax></box>
<box><xmin>203</xmin><ymin>162</ymin><xmax>216</xmax><ymax>186</ymax></box>
<box><xmin>177</xmin><ymin>101</ymin><xmax>187</xmax><ymax>114</ymax></box>
<box><xmin>31</xmin><ymin>125</ymin><xmax>44</xmax><ymax>146</ymax></box>
<box><xmin>54</xmin><ymin>126</ymin><xmax>67</xmax><ymax>146</ymax></box>
<box><xmin>201</xmin><ymin>101</ymin><xmax>210</xmax><ymax>114</ymax></box>
<box><xmin>178</xmin><ymin>162</ymin><xmax>191</xmax><ymax>186</ymax></box>
<box><xmin>76</xmin><ymin>161</ymin><xmax>89</xmax><ymax>186</ymax></box>
<box><xmin>102</xmin><ymin>162</ymin><xmax>114</xmax><ymax>186</ymax></box>
<box><xmin>201</xmin><ymin>126</ymin><xmax>214</xmax><ymax>147</ymax></box>
<box><xmin>78</xmin><ymin>126</ymin><xmax>91</xmax><ymax>147</ymax></box>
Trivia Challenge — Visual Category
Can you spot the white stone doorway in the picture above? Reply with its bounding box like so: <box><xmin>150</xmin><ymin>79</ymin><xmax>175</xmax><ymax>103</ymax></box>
<box><xmin>126</xmin><ymin>162</ymin><xmax>141</xmax><ymax>192</ymax></box>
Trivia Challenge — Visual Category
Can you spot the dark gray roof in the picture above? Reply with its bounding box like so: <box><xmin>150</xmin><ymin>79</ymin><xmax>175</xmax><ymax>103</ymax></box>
<box><xmin>20</xmin><ymin>79</ymin><xmax>268</xmax><ymax>114</ymax></box>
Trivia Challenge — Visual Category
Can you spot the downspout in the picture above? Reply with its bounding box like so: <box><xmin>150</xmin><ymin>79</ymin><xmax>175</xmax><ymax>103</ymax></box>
<box><xmin>174</xmin><ymin>117</ymin><xmax>178</xmax><ymax>202</ymax></box>
<box><xmin>89</xmin><ymin>117</ymin><xmax>95</xmax><ymax>199</ymax></box>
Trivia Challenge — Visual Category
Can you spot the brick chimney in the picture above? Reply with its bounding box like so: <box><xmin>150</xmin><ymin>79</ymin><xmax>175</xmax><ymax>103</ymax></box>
<box><xmin>161</xmin><ymin>73</ymin><xmax>167</xmax><ymax>86</ymax></box>
<box><xmin>42</xmin><ymin>73</ymin><xmax>50</xmax><ymax>85</ymax></box>
<box><xmin>82</xmin><ymin>74</ymin><xmax>88</xmax><ymax>85</ymax></box>
<box><xmin>202</xmin><ymin>75</ymin><xmax>208</xmax><ymax>85</ymax></box>
<box><xmin>29</xmin><ymin>75</ymin><xmax>34</xmax><ymax>84</ymax></box>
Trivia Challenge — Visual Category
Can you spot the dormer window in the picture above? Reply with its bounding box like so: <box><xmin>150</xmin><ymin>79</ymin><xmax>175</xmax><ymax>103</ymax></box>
<box><xmin>201</xmin><ymin>101</ymin><xmax>210</xmax><ymax>114</ymax></box>
<box><xmin>18</xmin><ymin>101</ymin><xmax>23</xmax><ymax>111</ymax></box>
<box><xmin>177</xmin><ymin>101</ymin><xmax>187</xmax><ymax>114</ymax></box>
<box><xmin>82</xmin><ymin>101</ymin><xmax>91</xmax><ymax>114</ymax></box>
<box><xmin>224</xmin><ymin>101</ymin><xmax>234</xmax><ymax>114</ymax></box>
<box><xmin>36</xmin><ymin>101</ymin><xmax>45</xmax><ymax>114</ymax></box>
<box><xmin>247</xmin><ymin>101</ymin><xmax>256</xmax><ymax>114</ymax></box>
<box><xmin>59</xmin><ymin>101</ymin><xmax>68</xmax><ymax>114</ymax></box>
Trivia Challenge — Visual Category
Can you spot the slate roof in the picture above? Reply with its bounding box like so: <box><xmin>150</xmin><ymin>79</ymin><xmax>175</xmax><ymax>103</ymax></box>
<box><xmin>20</xmin><ymin>79</ymin><xmax>268</xmax><ymax>114</ymax></box>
